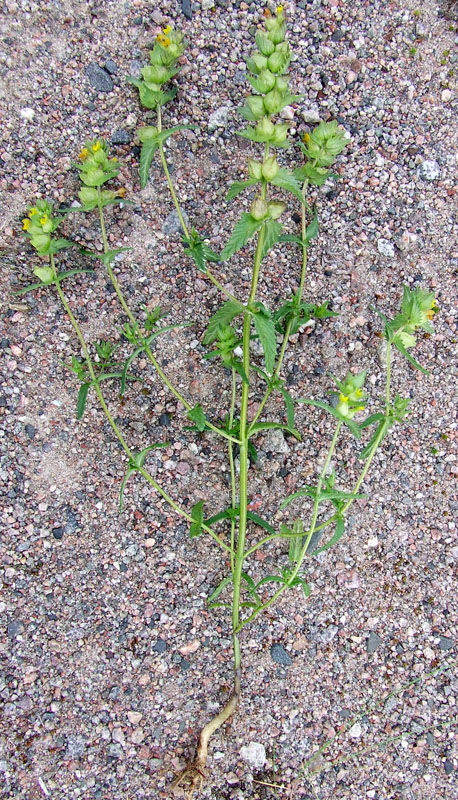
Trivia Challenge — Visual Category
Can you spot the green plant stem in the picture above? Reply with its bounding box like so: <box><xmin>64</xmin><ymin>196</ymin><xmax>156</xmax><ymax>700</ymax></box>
<box><xmin>156</xmin><ymin>107</ymin><xmax>239</xmax><ymax>305</ymax></box>
<box><xmin>50</xmin><ymin>254</ymin><xmax>232</xmax><ymax>556</ymax></box>
<box><xmin>385</xmin><ymin>341</ymin><xmax>392</xmax><ymax>413</ymax></box>
<box><xmin>96</xmin><ymin>195</ymin><xmax>238</xmax><ymax>446</ymax></box>
<box><xmin>228</xmin><ymin>367</ymin><xmax>237</xmax><ymax>574</ymax></box>
<box><xmin>247</xmin><ymin>180</ymin><xmax>309</xmax><ymax>436</ymax></box>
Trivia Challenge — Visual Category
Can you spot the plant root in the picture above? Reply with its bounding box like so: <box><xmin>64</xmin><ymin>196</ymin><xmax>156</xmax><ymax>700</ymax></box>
<box><xmin>171</xmin><ymin>671</ymin><xmax>241</xmax><ymax>798</ymax></box>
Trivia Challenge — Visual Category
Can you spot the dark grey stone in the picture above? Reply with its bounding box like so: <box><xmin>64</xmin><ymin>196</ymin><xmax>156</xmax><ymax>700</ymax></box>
<box><xmin>107</xmin><ymin>743</ymin><xmax>123</xmax><ymax>759</ymax></box>
<box><xmin>25</xmin><ymin>424</ymin><xmax>36</xmax><ymax>439</ymax></box>
<box><xmin>270</xmin><ymin>643</ymin><xmax>292</xmax><ymax>666</ymax></box>
<box><xmin>52</xmin><ymin>527</ymin><xmax>64</xmax><ymax>540</ymax></box>
<box><xmin>66</xmin><ymin>735</ymin><xmax>86</xmax><ymax>758</ymax></box>
<box><xmin>444</xmin><ymin>759</ymin><xmax>454</xmax><ymax>775</ymax></box>
<box><xmin>152</xmin><ymin>639</ymin><xmax>167</xmax><ymax>654</ymax></box>
<box><xmin>7</xmin><ymin>620</ymin><xmax>24</xmax><ymax>638</ymax></box>
<box><xmin>85</xmin><ymin>63</ymin><xmax>113</xmax><ymax>93</ymax></box>
<box><xmin>162</xmin><ymin>209</ymin><xmax>189</xmax><ymax>236</ymax></box>
<box><xmin>367</xmin><ymin>631</ymin><xmax>383</xmax><ymax>654</ymax></box>
<box><xmin>438</xmin><ymin>636</ymin><xmax>454</xmax><ymax>651</ymax></box>
<box><xmin>104</xmin><ymin>59</ymin><xmax>118</xmax><ymax>74</ymax></box>
<box><xmin>65</xmin><ymin>507</ymin><xmax>80</xmax><ymax>533</ymax></box>
<box><xmin>111</xmin><ymin>129</ymin><xmax>131</xmax><ymax>145</ymax></box>
<box><xmin>182</xmin><ymin>0</ymin><xmax>192</xmax><ymax>19</ymax></box>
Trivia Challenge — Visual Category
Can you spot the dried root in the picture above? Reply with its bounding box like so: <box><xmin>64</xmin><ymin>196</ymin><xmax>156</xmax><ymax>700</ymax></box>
<box><xmin>172</xmin><ymin>672</ymin><xmax>241</xmax><ymax>798</ymax></box>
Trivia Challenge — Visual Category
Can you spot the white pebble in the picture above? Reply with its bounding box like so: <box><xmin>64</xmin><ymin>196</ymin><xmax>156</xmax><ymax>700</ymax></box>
<box><xmin>348</xmin><ymin>722</ymin><xmax>362</xmax><ymax>739</ymax></box>
<box><xmin>240</xmin><ymin>741</ymin><xmax>266</xmax><ymax>770</ymax></box>
<box><xmin>20</xmin><ymin>107</ymin><xmax>35</xmax><ymax>121</ymax></box>
<box><xmin>377</xmin><ymin>238</ymin><xmax>395</xmax><ymax>258</ymax></box>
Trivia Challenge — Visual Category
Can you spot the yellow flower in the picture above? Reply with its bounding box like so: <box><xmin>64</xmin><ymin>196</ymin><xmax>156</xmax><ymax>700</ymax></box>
<box><xmin>92</xmin><ymin>141</ymin><xmax>101</xmax><ymax>152</ymax></box>
<box><xmin>426</xmin><ymin>299</ymin><xmax>438</xmax><ymax>320</ymax></box>
<box><xmin>29</xmin><ymin>207</ymin><xmax>38</xmax><ymax>217</ymax></box>
<box><xmin>163</xmin><ymin>25</ymin><xmax>172</xmax><ymax>34</ymax></box>
<box><xmin>39</xmin><ymin>215</ymin><xmax>48</xmax><ymax>225</ymax></box>
<box><xmin>79</xmin><ymin>147</ymin><xmax>89</xmax><ymax>159</ymax></box>
<box><xmin>116</xmin><ymin>187</ymin><xmax>126</xmax><ymax>198</ymax></box>
<box><xmin>161</xmin><ymin>36</ymin><xmax>170</xmax><ymax>47</ymax></box>
<box><xmin>277</xmin><ymin>4</ymin><xmax>284</xmax><ymax>13</ymax></box>
<box><xmin>339</xmin><ymin>393</ymin><xmax>348</xmax><ymax>403</ymax></box>
<box><xmin>303</xmin><ymin>133</ymin><xmax>311</xmax><ymax>143</ymax></box>
<box><xmin>355</xmin><ymin>389</ymin><xmax>363</xmax><ymax>398</ymax></box>
<box><xmin>22</xmin><ymin>218</ymin><xmax>31</xmax><ymax>231</ymax></box>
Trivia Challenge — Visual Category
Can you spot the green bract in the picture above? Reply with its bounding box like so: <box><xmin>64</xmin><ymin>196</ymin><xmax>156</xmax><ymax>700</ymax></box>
<box><xmin>78</xmin><ymin>139</ymin><xmax>120</xmax><ymax>187</ymax></box>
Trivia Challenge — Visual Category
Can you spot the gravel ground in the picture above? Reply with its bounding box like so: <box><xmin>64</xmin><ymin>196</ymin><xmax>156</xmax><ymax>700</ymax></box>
<box><xmin>1</xmin><ymin>0</ymin><xmax>457</xmax><ymax>798</ymax></box>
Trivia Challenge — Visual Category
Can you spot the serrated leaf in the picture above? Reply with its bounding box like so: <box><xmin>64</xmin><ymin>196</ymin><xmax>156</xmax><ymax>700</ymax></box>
<box><xmin>187</xmin><ymin>404</ymin><xmax>207</xmax><ymax>432</ymax></box>
<box><xmin>77</xmin><ymin>383</ymin><xmax>90</xmax><ymax>420</ymax></box>
<box><xmin>183</xmin><ymin>230</ymin><xmax>220</xmax><ymax>273</ymax></box>
<box><xmin>313</xmin><ymin>301</ymin><xmax>338</xmax><ymax>320</ymax></box>
<box><xmin>298</xmin><ymin>398</ymin><xmax>362</xmax><ymax>439</ymax></box>
<box><xmin>139</xmin><ymin>140</ymin><xmax>159</xmax><ymax>188</ymax></box>
<box><xmin>253</xmin><ymin>307</ymin><xmax>277</xmax><ymax>375</ymax></box>
<box><xmin>220</xmin><ymin>213</ymin><xmax>264</xmax><ymax>261</ymax></box>
<box><xmin>359</xmin><ymin>412</ymin><xmax>385</xmax><ymax>430</ymax></box>
<box><xmin>270</xmin><ymin>168</ymin><xmax>304</xmax><ymax>202</ymax></box>
<box><xmin>261</xmin><ymin>218</ymin><xmax>283</xmax><ymax>260</ymax></box>
<box><xmin>190</xmin><ymin>499</ymin><xmax>205</xmax><ymax>539</ymax></box>
<box><xmin>119</xmin><ymin>443</ymin><xmax>169</xmax><ymax>511</ymax></box>
<box><xmin>393</xmin><ymin>337</ymin><xmax>428</xmax><ymax>374</ymax></box>
<box><xmin>312</xmin><ymin>516</ymin><xmax>345</xmax><ymax>555</ymax></box>
<box><xmin>203</xmin><ymin>300</ymin><xmax>244</xmax><ymax>345</ymax></box>
<box><xmin>359</xmin><ymin>420</ymin><xmax>389</xmax><ymax>460</ymax></box>
<box><xmin>225</xmin><ymin>179</ymin><xmax>258</xmax><ymax>203</ymax></box>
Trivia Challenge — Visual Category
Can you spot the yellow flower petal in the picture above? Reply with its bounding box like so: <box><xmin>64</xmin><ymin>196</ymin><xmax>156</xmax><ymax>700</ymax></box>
<box><xmin>39</xmin><ymin>215</ymin><xmax>48</xmax><ymax>225</ymax></box>
<box><xmin>116</xmin><ymin>187</ymin><xmax>126</xmax><ymax>198</ymax></box>
<box><xmin>163</xmin><ymin>25</ymin><xmax>172</xmax><ymax>34</ymax></box>
<box><xmin>29</xmin><ymin>207</ymin><xmax>38</xmax><ymax>216</ymax></box>
<box><xmin>339</xmin><ymin>393</ymin><xmax>348</xmax><ymax>403</ymax></box>
<box><xmin>22</xmin><ymin>219</ymin><xmax>31</xmax><ymax>230</ymax></box>
<box><xmin>277</xmin><ymin>4</ymin><xmax>284</xmax><ymax>13</ymax></box>
<box><xmin>92</xmin><ymin>141</ymin><xmax>101</xmax><ymax>152</ymax></box>
<box><xmin>79</xmin><ymin>147</ymin><xmax>89</xmax><ymax>159</ymax></box>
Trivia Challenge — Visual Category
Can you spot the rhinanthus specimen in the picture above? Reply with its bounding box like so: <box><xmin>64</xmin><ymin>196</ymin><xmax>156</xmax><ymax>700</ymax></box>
<box><xmin>20</xmin><ymin>7</ymin><xmax>437</xmax><ymax>797</ymax></box>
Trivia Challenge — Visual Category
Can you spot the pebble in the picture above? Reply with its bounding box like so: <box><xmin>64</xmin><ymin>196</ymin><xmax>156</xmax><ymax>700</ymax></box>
<box><xmin>366</xmin><ymin>631</ymin><xmax>383</xmax><ymax>653</ymax></box>
<box><xmin>207</xmin><ymin>105</ymin><xmax>233</xmax><ymax>132</ymax></box>
<box><xmin>444</xmin><ymin>759</ymin><xmax>454</xmax><ymax>775</ymax></box>
<box><xmin>438</xmin><ymin>635</ymin><xmax>454</xmax><ymax>650</ymax></box>
<box><xmin>377</xmin><ymin>238</ymin><xmax>395</xmax><ymax>258</ymax></box>
<box><xmin>240</xmin><ymin>741</ymin><xmax>266</xmax><ymax>770</ymax></box>
<box><xmin>316</xmin><ymin>624</ymin><xmax>339</xmax><ymax>644</ymax></box>
<box><xmin>7</xmin><ymin>620</ymin><xmax>24</xmax><ymax>638</ymax></box>
<box><xmin>417</xmin><ymin>160</ymin><xmax>440</xmax><ymax>181</ymax></box>
<box><xmin>270</xmin><ymin>643</ymin><xmax>292</xmax><ymax>666</ymax></box>
<box><xmin>85</xmin><ymin>63</ymin><xmax>114</xmax><ymax>93</ymax></box>
<box><xmin>263</xmin><ymin>428</ymin><xmax>289</xmax><ymax>454</ymax></box>
<box><xmin>152</xmin><ymin>639</ymin><xmax>167</xmax><ymax>654</ymax></box>
<box><xmin>301</xmin><ymin>104</ymin><xmax>321</xmax><ymax>124</ymax></box>
<box><xmin>441</xmin><ymin>89</ymin><xmax>452</xmax><ymax>102</ymax></box>
<box><xmin>162</xmin><ymin>209</ymin><xmax>190</xmax><ymax>236</ymax></box>
<box><xmin>127</xmin><ymin>711</ymin><xmax>143</xmax><ymax>725</ymax></box>
<box><xmin>111</xmin><ymin>129</ymin><xmax>131</xmax><ymax>145</ymax></box>
<box><xmin>348</xmin><ymin>722</ymin><xmax>363</xmax><ymax>739</ymax></box>
<box><xmin>20</xmin><ymin>107</ymin><xmax>35</xmax><ymax>120</ymax></box>
<box><xmin>66</xmin><ymin>735</ymin><xmax>86</xmax><ymax>758</ymax></box>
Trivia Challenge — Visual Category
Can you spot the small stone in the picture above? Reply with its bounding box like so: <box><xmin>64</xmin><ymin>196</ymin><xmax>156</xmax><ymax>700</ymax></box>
<box><xmin>201</xmin><ymin>0</ymin><xmax>215</xmax><ymax>8</ymax></box>
<box><xmin>240</xmin><ymin>741</ymin><xmax>266</xmax><ymax>770</ymax></box>
<box><xmin>438</xmin><ymin>635</ymin><xmax>454</xmax><ymax>651</ymax></box>
<box><xmin>317</xmin><ymin>625</ymin><xmax>338</xmax><ymax>644</ymax></box>
<box><xmin>270</xmin><ymin>643</ymin><xmax>292</xmax><ymax>666</ymax></box>
<box><xmin>367</xmin><ymin>536</ymin><xmax>379</xmax><ymax>548</ymax></box>
<box><xmin>417</xmin><ymin>160</ymin><xmax>440</xmax><ymax>181</ymax></box>
<box><xmin>208</xmin><ymin>104</ymin><xmax>233</xmax><ymax>132</ymax></box>
<box><xmin>377</xmin><ymin>238</ymin><xmax>395</xmax><ymax>258</ymax></box>
<box><xmin>107</xmin><ymin>743</ymin><xmax>123</xmax><ymax>759</ymax></box>
<box><xmin>66</xmin><ymin>735</ymin><xmax>86</xmax><ymax>758</ymax></box>
<box><xmin>179</xmin><ymin>639</ymin><xmax>200</xmax><ymax>655</ymax></box>
<box><xmin>367</xmin><ymin>631</ymin><xmax>383</xmax><ymax>653</ymax></box>
<box><xmin>52</xmin><ymin>527</ymin><xmax>64</xmax><ymax>540</ymax></box>
<box><xmin>181</xmin><ymin>0</ymin><xmax>192</xmax><ymax>19</ymax></box>
<box><xmin>377</xmin><ymin>340</ymin><xmax>388</xmax><ymax>368</ymax></box>
<box><xmin>263</xmin><ymin>428</ymin><xmax>289</xmax><ymax>455</ymax></box>
<box><xmin>348</xmin><ymin>722</ymin><xmax>362</xmax><ymax>739</ymax></box>
<box><xmin>301</xmin><ymin>104</ymin><xmax>321</xmax><ymax>124</ymax></box>
<box><xmin>25</xmin><ymin>424</ymin><xmax>36</xmax><ymax>439</ymax></box>
<box><xmin>130</xmin><ymin>728</ymin><xmax>145</xmax><ymax>744</ymax></box>
<box><xmin>104</xmin><ymin>59</ymin><xmax>118</xmax><ymax>75</ymax></box>
<box><xmin>20</xmin><ymin>107</ymin><xmax>35</xmax><ymax>120</ymax></box>
<box><xmin>127</xmin><ymin>711</ymin><xmax>143</xmax><ymax>725</ymax></box>
<box><xmin>346</xmin><ymin>70</ymin><xmax>357</xmax><ymax>84</ymax></box>
<box><xmin>85</xmin><ymin>63</ymin><xmax>113</xmax><ymax>93</ymax></box>
<box><xmin>441</xmin><ymin>89</ymin><xmax>452</xmax><ymax>102</ymax></box>
<box><xmin>152</xmin><ymin>639</ymin><xmax>167</xmax><ymax>654</ymax></box>
<box><xmin>444</xmin><ymin>759</ymin><xmax>454</xmax><ymax>775</ymax></box>
<box><xmin>111</xmin><ymin>129</ymin><xmax>131</xmax><ymax>145</ymax></box>
<box><xmin>162</xmin><ymin>208</ymin><xmax>189</xmax><ymax>236</ymax></box>
<box><xmin>7</xmin><ymin>620</ymin><xmax>24</xmax><ymax>638</ymax></box>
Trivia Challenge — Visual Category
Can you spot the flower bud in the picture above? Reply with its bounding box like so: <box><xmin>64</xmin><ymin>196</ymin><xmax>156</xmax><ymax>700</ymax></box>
<box><xmin>248</xmin><ymin>53</ymin><xmax>268</xmax><ymax>74</ymax></box>
<box><xmin>255</xmin><ymin>31</ymin><xmax>275</xmax><ymax>56</ymax></box>
<box><xmin>263</xmin><ymin>88</ymin><xmax>284</xmax><ymax>115</ymax></box>
<box><xmin>257</xmin><ymin>117</ymin><xmax>275</xmax><ymax>139</ymax></box>
<box><xmin>267</xmin><ymin>50</ymin><xmax>286</xmax><ymax>74</ymax></box>
<box><xmin>141</xmin><ymin>64</ymin><xmax>169</xmax><ymax>86</ymax></box>
<box><xmin>271</xmin><ymin>122</ymin><xmax>289</xmax><ymax>145</ymax></box>
<box><xmin>261</xmin><ymin>156</ymin><xmax>279</xmax><ymax>181</ymax></box>
<box><xmin>246</xmin><ymin>95</ymin><xmax>265</xmax><ymax>120</ymax></box>
<box><xmin>137</xmin><ymin>125</ymin><xmax>159</xmax><ymax>142</ymax></box>
<box><xmin>267</xmin><ymin>201</ymin><xmax>285</xmax><ymax>219</ymax></box>
<box><xmin>268</xmin><ymin>21</ymin><xmax>286</xmax><ymax>45</ymax></box>
<box><xmin>248</xmin><ymin>160</ymin><xmax>263</xmax><ymax>181</ymax></box>
<box><xmin>80</xmin><ymin>167</ymin><xmax>106</xmax><ymax>187</ymax></box>
<box><xmin>250</xmin><ymin>198</ymin><xmax>268</xmax><ymax>221</ymax></box>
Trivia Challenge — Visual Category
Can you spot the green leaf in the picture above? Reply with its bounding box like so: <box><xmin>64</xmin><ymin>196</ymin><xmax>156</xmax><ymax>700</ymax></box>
<box><xmin>359</xmin><ymin>412</ymin><xmax>385</xmax><ymax>430</ymax></box>
<box><xmin>246</xmin><ymin>511</ymin><xmax>276</xmax><ymax>535</ymax></box>
<box><xmin>225</xmin><ymin>179</ymin><xmax>258</xmax><ymax>203</ymax></box>
<box><xmin>253</xmin><ymin>306</ymin><xmax>277</xmax><ymax>375</ymax></box>
<box><xmin>157</xmin><ymin>124</ymin><xmax>195</xmax><ymax>145</ymax></box>
<box><xmin>249</xmin><ymin>421</ymin><xmax>301</xmax><ymax>441</ymax></box>
<box><xmin>241</xmin><ymin>571</ymin><xmax>260</xmax><ymax>599</ymax></box>
<box><xmin>312</xmin><ymin>516</ymin><xmax>345</xmax><ymax>555</ymax></box>
<box><xmin>120</xmin><ymin>322</ymin><xmax>192</xmax><ymax>395</ymax></box>
<box><xmin>280</xmin><ymin>487</ymin><xmax>365</xmax><ymax>510</ymax></box>
<box><xmin>256</xmin><ymin>574</ymin><xmax>285</xmax><ymax>589</ymax></box>
<box><xmin>119</xmin><ymin>443</ymin><xmax>168</xmax><ymax>510</ymax></box>
<box><xmin>279</xmin><ymin>233</ymin><xmax>305</xmax><ymax>247</ymax></box>
<box><xmin>291</xmin><ymin>575</ymin><xmax>311</xmax><ymax>597</ymax></box>
<box><xmin>183</xmin><ymin>229</ymin><xmax>220</xmax><ymax>273</ymax></box>
<box><xmin>190</xmin><ymin>499</ymin><xmax>205</xmax><ymax>539</ymax></box>
<box><xmin>77</xmin><ymin>383</ymin><xmax>90</xmax><ymax>420</ymax></box>
<box><xmin>139</xmin><ymin>140</ymin><xmax>160</xmax><ymax>188</ymax></box>
<box><xmin>288</xmin><ymin>520</ymin><xmax>304</xmax><ymax>564</ymax></box>
<box><xmin>203</xmin><ymin>300</ymin><xmax>244</xmax><ymax>345</ymax></box>
<box><xmin>81</xmin><ymin>247</ymin><xmax>132</xmax><ymax>267</ymax></box>
<box><xmin>187</xmin><ymin>404</ymin><xmax>207</xmax><ymax>433</ymax></box>
<box><xmin>208</xmin><ymin>574</ymin><xmax>233</xmax><ymax>603</ymax></box>
<box><xmin>359</xmin><ymin>420</ymin><xmax>389</xmax><ymax>460</ymax></box>
<box><xmin>261</xmin><ymin>218</ymin><xmax>283</xmax><ymax>260</ymax></box>
<box><xmin>298</xmin><ymin>398</ymin><xmax>361</xmax><ymax>439</ymax></box>
<box><xmin>305</xmin><ymin>212</ymin><xmax>319</xmax><ymax>242</ymax></box>
<box><xmin>48</xmin><ymin>238</ymin><xmax>75</xmax><ymax>254</ymax></box>
<box><xmin>220</xmin><ymin>213</ymin><xmax>264</xmax><ymax>261</ymax></box>
<box><xmin>270</xmin><ymin>168</ymin><xmax>304</xmax><ymax>202</ymax></box>
<box><xmin>279</xmin><ymin>387</ymin><xmax>295</xmax><ymax>429</ymax></box>
<box><xmin>204</xmin><ymin>506</ymin><xmax>275</xmax><ymax>535</ymax></box>
<box><xmin>393</xmin><ymin>337</ymin><xmax>429</xmax><ymax>375</ymax></box>
<box><xmin>231</xmin><ymin>358</ymin><xmax>250</xmax><ymax>385</ymax></box>
<box><xmin>313</xmin><ymin>300</ymin><xmax>338</xmax><ymax>320</ymax></box>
